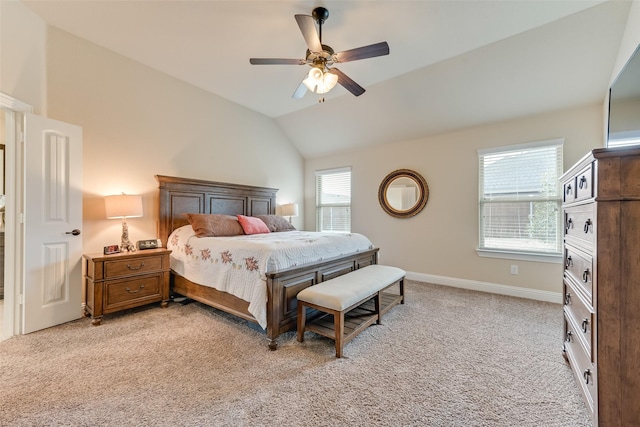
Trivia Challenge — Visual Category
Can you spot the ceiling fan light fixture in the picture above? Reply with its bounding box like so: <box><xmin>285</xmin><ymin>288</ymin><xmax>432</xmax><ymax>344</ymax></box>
<box><xmin>303</xmin><ymin>67</ymin><xmax>338</xmax><ymax>94</ymax></box>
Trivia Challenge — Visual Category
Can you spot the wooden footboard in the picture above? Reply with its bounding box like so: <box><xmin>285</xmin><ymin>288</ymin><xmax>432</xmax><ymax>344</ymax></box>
<box><xmin>171</xmin><ymin>248</ymin><xmax>378</xmax><ymax>350</ymax></box>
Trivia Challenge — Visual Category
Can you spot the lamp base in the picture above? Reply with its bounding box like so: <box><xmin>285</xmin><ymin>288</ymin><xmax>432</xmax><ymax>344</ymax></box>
<box><xmin>120</xmin><ymin>219</ymin><xmax>137</xmax><ymax>252</ymax></box>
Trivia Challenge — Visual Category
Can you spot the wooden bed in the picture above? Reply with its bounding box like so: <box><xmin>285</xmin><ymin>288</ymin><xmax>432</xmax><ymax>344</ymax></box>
<box><xmin>156</xmin><ymin>175</ymin><xmax>379</xmax><ymax>349</ymax></box>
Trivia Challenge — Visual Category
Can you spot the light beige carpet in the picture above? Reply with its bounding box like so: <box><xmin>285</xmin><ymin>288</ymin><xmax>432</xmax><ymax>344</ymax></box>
<box><xmin>0</xmin><ymin>281</ymin><xmax>591</xmax><ymax>426</ymax></box>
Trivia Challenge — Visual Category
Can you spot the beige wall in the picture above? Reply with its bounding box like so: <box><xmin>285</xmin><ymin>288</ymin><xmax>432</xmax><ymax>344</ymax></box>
<box><xmin>0</xmin><ymin>0</ymin><xmax>47</xmax><ymax>114</ymax></box>
<box><xmin>305</xmin><ymin>105</ymin><xmax>602</xmax><ymax>295</ymax></box>
<box><xmin>43</xmin><ymin>28</ymin><xmax>304</xmax><ymax>254</ymax></box>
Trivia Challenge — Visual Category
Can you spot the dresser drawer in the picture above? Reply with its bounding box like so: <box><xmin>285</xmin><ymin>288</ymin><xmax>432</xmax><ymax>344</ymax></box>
<box><xmin>564</xmin><ymin>245</ymin><xmax>593</xmax><ymax>303</ymax></box>
<box><xmin>563</xmin><ymin>280</ymin><xmax>593</xmax><ymax>359</ymax></box>
<box><xmin>574</xmin><ymin>164</ymin><xmax>594</xmax><ymax>202</ymax></box>
<box><xmin>564</xmin><ymin>204</ymin><xmax>594</xmax><ymax>249</ymax></box>
<box><xmin>564</xmin><ymin>315</ymin><xmax>596</xmax><ymax>416</ymax></box>
<box><xmin>104</xmin><ymin>254</ymin><xmax>164</xmax><ymax>278</ymax></box>
<box><xmin>563</xmin><ymin>177</ymin><xmax>576</xmax><ymax>203</ymax></box>
<box><xmin>104</xmin><ymin>274</ymin><xmax>163</xmax><ymax>312</ymax></box>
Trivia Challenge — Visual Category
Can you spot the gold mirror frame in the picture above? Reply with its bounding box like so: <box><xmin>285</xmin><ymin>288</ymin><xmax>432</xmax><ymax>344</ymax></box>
<box><xmin>378</xmin><ymin>169</ymin><xmax>429</xmax><ymax>218</ymax></box>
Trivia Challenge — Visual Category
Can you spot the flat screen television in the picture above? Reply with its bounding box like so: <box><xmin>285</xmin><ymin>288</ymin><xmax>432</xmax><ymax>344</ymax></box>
<box><xmin>607</xmin><ymin>44</ymin><xmax>640</xmax><ymax>148</ymax></box>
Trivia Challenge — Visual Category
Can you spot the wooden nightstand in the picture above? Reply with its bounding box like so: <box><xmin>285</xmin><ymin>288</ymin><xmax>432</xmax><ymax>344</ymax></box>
<box><xmin>83</xmin><ymin>248</ymin><xmax>171</xmax><ymax>325</ymax></box>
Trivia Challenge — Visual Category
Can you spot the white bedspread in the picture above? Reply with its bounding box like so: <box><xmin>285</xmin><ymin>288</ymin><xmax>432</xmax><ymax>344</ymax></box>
<box><xmin>167</xmin><ymin>225</ymin><xmax>375</xmax><ymax>329</ymax></box>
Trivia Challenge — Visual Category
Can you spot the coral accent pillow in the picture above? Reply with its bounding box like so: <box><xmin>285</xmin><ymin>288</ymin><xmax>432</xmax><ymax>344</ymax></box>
<box><xmin>255</xmin><ymin>215</ymin><xmax>296</xmax><ymax>232</ymax></box>
<box><xmin>186</xmin><ymin>213</ymin><xmax>245</xmax><ymax>237</ymax></box>
<box><xmin>237</xmin><ymin>215</ymin><xmax>271</xmax><ymax>235</ymax></box>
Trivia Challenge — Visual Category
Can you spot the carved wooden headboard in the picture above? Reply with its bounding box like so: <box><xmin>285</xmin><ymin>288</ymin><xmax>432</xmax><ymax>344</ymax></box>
<box><xmin>156</xmin><ymin>175</ymin><xmax>277</xmax><ymax>246</ymax></box>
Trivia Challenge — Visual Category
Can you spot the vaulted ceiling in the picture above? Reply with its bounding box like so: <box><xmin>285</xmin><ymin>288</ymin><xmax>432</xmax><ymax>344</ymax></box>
<box><xmin>22</xmin><ymin>0</ymin><xmax>632</xmax><ymax>158</ymax></box>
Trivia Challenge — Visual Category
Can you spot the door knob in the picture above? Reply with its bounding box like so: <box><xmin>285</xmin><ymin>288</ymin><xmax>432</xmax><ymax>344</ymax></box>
<box><xmin>66</xmin><ymin>229</ymin><xmax>81</xmax><ymax>236</ymax></box>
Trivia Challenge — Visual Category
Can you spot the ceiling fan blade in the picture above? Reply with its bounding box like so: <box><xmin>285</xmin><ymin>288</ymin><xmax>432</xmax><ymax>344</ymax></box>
<box><xmin>329</xmin><ymin>68</ymin><xmax>365</xmax><ymax>97</ymax></box>
<box><xmin>334</xmin><ymin>41</ymin><xmax>390</xmax><ymax>63</ymax></box>
<box><xmin>295</xmin><ymin>14</ymin><xmax>322</xmax><ymax>53</ymax></box>
<box><xmin>292</xmin><ymin>78</ymin><xmax>308</xmax><ymax>99</ymax></box>
<box><xmin>250</xmin><ymin>58</ymin><xmax>305</xmax><ymax>65</ymax></box>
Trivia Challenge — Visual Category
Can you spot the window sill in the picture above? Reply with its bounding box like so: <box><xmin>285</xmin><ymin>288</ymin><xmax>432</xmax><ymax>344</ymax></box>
<box><xmin>476</xmin><ymin>248</ymin><xmax>562</xmax><ymax>264</ymax></box>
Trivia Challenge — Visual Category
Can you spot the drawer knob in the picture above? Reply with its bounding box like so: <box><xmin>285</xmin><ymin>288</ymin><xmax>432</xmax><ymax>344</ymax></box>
<box><xmin>565</xmin><ymin>292</ymin><xmax>571</xmax><ymax>305</ymax></box>
<box><xmin>565</xmin><ymin>218</ymin><xmax>573</xmax><ymax>232</ymax></box>
<box><xmin>582</xmin><ymin>269</ymin><xmax>590</xmax><ymax>283</ymax></box>
<box><xmin>581</xmin><ymin>318</ymin><xmax>589</xmax><ymax>333</ymax></box>
<box><xmin>583</xmin><ymin>369</ymin><xmax>592</xmax><ymax>384</ymax></box>
<box><xmin>583</xmin><ymin>219</ymin><xmax>592</xmax><ymax>233</ymax></box>
<box><xmin>125</xmin><ymin>284</ymin><xmax>145</xmax><ymax>294</ymax></box>
<box><xmin>565</xmin><ymin>256</ymin><xmax>573</xmax><ymax>269</ymax></box>
<box><xmin>127</xmin><ymin>262</ymin><xmax>145</xmax><ymax>270</ymax></box>
<box><xmin>565</xmin><ymin>330</ymin><xmax>573</xmax><ymax>342</ymax></box>
<box><xmin>579</xmin><ymin>176</ymin><xmax>588</xmax><ymax>189</ymax></box>
<box><xmin>566</xmin><ymin>184</ymin><xmax>573</xmax><ymax>195</ymax></box>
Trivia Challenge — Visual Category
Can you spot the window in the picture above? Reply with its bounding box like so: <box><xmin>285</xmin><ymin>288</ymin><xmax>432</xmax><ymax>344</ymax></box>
<box><xmin>478</xmin><ymin>139</ymin><xmax>563</xmax><ymax>260</ymax></box>
<box><xmin>315</xmin><ymin>167</ymin><xmax>351</xmax><ymax>232</ymax></box>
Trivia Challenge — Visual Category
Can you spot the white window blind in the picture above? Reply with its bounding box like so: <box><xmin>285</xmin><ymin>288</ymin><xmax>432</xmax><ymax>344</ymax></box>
<box><xmin>315</xmin><ymin>167</ymin><xmax>351</xmax><ymax>232</ymax></box>
<box><xmin>478</xmin><ymin>139</ymin><xmax>563</xmax><ymax>256</ymax></box>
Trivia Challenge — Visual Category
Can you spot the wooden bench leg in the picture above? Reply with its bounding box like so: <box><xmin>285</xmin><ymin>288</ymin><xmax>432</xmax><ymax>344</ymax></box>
<box><xmin>335</xmin><ymin>311</ymin><xmax>344</xmax><ymax>358</ymax></box>
<box><xmin>400</xmin><ymin>278</ymin><xmax>405</xmax><ymax>304</ymax></box>
<box><xmin>375</xmin><ymin>291</ymin><xmax>382</xmax><ymax>325</ymax></box>
<box><xmin>297</xmin><ymin>302</ymin><xmax>307</xmax><ymax>343</ymax></box>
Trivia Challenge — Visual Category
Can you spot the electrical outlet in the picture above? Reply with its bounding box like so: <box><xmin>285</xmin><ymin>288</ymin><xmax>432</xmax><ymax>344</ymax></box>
<box><xmin>510</xmin><ymin>264</ymin><xmax>519</xmax><ymax>275</ymax></box>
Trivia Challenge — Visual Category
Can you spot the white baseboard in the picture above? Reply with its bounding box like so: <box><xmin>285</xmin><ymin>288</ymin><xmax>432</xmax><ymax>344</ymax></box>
<box><xmin>405</xmin><ymin>271</ymin><xmax>562</xmax><ymax>304</ymax></box>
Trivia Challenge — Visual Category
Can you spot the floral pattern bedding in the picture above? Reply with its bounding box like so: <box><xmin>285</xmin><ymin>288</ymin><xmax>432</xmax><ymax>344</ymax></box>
<box><xmin>167</xmin><ymin>225</ymin><xmax>375</xmax><ymax>329</ymax></box>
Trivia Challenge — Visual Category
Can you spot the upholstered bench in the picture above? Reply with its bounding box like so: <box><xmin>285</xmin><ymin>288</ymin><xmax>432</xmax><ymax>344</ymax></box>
<box><xmin>297</xmin><ymin>265</ymin><xmax>405</xmax><ymax>357</ymax></box>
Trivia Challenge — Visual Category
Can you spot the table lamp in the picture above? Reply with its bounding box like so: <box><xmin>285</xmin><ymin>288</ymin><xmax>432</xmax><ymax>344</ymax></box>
<box><xmin>281</xmin><ymin>203</ymin><xmax>299</xmax><ymax>223</ymax></box>
<box><xmin>105</xmin><ymin>194</ymin><xmax>143</xmax><ymax>252</ymax></box>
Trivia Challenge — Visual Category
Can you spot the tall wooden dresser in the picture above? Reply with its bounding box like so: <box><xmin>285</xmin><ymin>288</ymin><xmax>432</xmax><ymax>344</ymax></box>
<box><xmin>561</xmin><ymin>147</ymin><xmax>640</xmax><ymax>426</ymax></box>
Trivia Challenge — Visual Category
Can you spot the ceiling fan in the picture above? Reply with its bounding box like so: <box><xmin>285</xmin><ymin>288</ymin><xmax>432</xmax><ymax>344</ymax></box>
<box><xmin>249</xmin><ymin>7</ymin><xmax>390</xmax><ymax>99</ymax></box>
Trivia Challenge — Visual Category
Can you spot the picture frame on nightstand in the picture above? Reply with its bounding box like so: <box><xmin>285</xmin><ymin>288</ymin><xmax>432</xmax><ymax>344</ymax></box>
<box><xmin>103</xmin><ymin>244</ymin><xmax>120</xmax><ymax>255</ymax></box>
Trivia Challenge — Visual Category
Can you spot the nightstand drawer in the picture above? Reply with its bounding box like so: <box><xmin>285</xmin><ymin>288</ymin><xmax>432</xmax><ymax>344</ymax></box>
<box><xmin>104</xmin><ymin>274</ymin><xmax>163</xmax><ymax>311</ymax></box>
<box><xmin>104</xmin><ymin>255</ymin><xmax>164</xmax><ymax>278</ymax></box>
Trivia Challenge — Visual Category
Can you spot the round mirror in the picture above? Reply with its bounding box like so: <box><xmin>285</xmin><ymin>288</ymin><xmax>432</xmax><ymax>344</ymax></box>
<box><xmin>378</xmin><ymin>169</ymin><xmax>429</xmax><ymax>218</ymax></box>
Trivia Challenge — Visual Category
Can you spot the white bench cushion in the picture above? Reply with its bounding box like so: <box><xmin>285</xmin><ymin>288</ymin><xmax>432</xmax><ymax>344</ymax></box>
<box><xmin>296</xmin><ymin>265</ymin><xmax>405</xmax><ymax>311</ymax></box>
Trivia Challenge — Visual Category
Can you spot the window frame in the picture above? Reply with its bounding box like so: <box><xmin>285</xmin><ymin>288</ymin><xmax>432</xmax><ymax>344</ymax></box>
<box><xmin>315</xmin><ymin>166</ymin><xmax>352</xmax><ymax>233</ymax></box>
<box><xmin>477</xmin><ymin>138</ymin><xmax>564</xmax><ymax>263</ymax></box>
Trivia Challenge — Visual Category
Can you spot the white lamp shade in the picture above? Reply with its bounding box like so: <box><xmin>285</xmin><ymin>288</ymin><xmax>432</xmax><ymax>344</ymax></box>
<box><xmin>281</xmin><ymin>203</ymin><xmax>299</xmax><ymax>217</ymax></box>
<box><xmin>105</xmin><ymin>194</ymin><xmax>143</xmax><ymax>219</ymax></box>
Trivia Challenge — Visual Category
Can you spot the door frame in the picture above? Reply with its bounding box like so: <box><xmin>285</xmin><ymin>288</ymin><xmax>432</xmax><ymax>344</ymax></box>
<box><xmin>1</xmin><ymin>92</ymin><xmax>32</xmax><ymax>340</ymax></box>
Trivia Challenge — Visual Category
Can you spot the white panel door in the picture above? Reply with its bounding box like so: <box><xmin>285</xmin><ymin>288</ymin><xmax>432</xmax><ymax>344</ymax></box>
<box><xmin>23</xmin><ymin>114</ymin><xmax>83</xmax><ymax>334</ymax></box>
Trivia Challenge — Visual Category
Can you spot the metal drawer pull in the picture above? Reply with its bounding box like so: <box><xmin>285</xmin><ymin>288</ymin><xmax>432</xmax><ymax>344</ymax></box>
<box><xmin>581</xmin><ymin>318</ymin><xmax>589</xmax><ymax>333</ymax></box>
<box><xmin>565</xmin><ymin>292</ymin><xmax>571</xmax><ymax>305</ymax></box>
<box><xmin>125</xmin><ymin>284</ymin><xmax>145</xmax><ymax>294</ymax></box>
<box><xmin>565</xmin><ymin>256</ymin><xmax>573</xmax><ymax>268</ymax></box>
<box><xmin>582</xmin><ymin>269</ymin><xmax>590</xmax><ymax>283</ymax></box>
<box><xmin>583</xmin><ymin>369</ymin><xmax>592</xmax><ymax>384</ymax></box>
<box><xmin>583</xmin><ymin>219</ymin><xmax>592</xmax><ymax>233</ymax></box>
<box><xmin>579</xmin><ymin>176</ymin><xmax>588</xmax><ymax>189</ymax></box>
<box><xmin>565</xmin><ymin>331</ymin><xmax>573</xmax><ymax>342</ymax></box>
<box><xmin>566</xmin><ymin>184</ymin><xmax>572</xmax><ymax>195</ymax></box>
<box><xmin>127</xmin><ymin>262</ymin><xmax>145</xmax><ymax>270</ymax></box>
<box><xmin>565</xmin><ymin>218</ymin><xmax>573</xmax><ymax>231</ymax></box>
